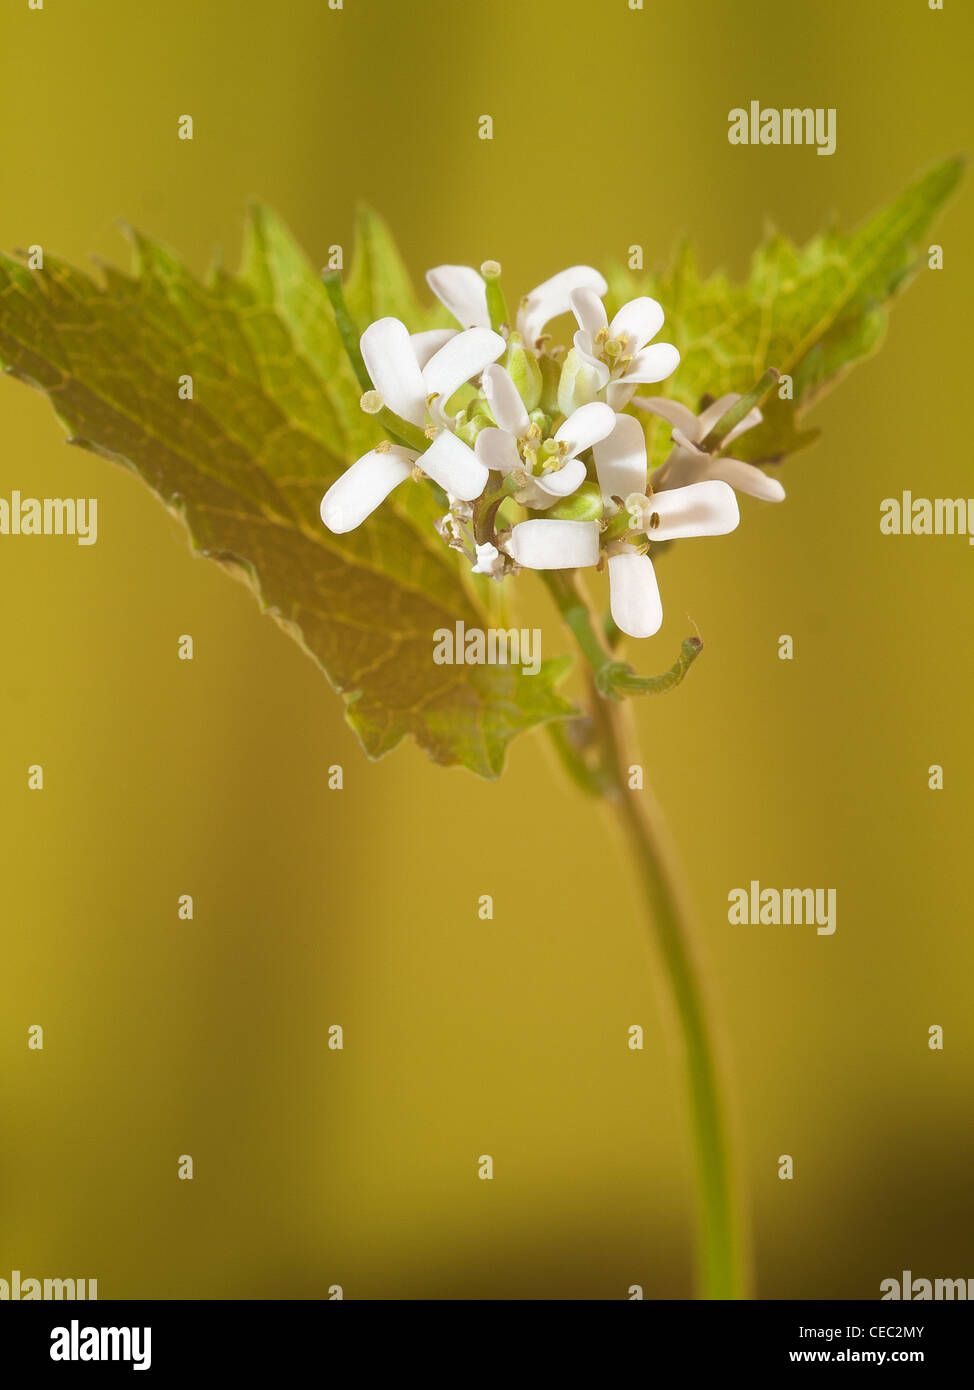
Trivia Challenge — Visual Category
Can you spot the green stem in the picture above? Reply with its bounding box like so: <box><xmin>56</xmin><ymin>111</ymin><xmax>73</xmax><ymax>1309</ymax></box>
<box><xmin>541</xmin><ymin>570</ymin><xmax>702</xmax><ymax>699</ymax></box>
<box><xmin>590</xmin><ymin>688</ymin><xmax>747</xmax><ymax>1299</ymax></box>
<box><xmin>544</xmin><ymin>574</ymin><xmax>749</xmax><ymax>1300</ymax></box>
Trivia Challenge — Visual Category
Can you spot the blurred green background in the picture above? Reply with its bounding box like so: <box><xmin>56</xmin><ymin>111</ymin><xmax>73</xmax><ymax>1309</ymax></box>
<box><xmin>1</xmin><ymin>0</ymin><xmax>971</xmax><ymax>1299</ymax></box>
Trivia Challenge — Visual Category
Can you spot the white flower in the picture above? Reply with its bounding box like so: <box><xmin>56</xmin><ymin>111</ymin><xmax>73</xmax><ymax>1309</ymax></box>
<box><xmin>564</xmin><ymin>289</ymin><xmax>680</xmax><ymax>412</ymax></box>
<box><xmin>634</xmin><ymin>394</ymin><xmax>785</xmax><ymax>502</ymax></box>
<box><xmin>427</xmin><ymin>263</ymin><xmax>608</xmax><ymax>348</ymax></box>
<box><xmin>509</xmin><ymin>413</ymin><xmax>740</xmax><ymax>639</ymax></box>
<box><xmin>474</xmin><ymin>365</ymin><xmax>615</xmax><ymax>509</ymax></box>
<box><xmin>320</xmin><ymin>316</ymin><xmax>504</xmax><ymax>532</ymax></box>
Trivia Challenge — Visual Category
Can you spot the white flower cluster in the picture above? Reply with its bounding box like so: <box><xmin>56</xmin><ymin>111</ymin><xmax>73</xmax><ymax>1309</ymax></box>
<box><xmin>320</xmin><ymin>263</ymin><xmax>784</xmax><ymax>638</ymax></box>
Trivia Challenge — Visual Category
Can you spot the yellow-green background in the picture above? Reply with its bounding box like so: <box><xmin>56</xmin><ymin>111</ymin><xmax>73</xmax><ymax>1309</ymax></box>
<box><xmin>1</xmin><ymin>0</ymin><xmax>971</xmax><ymax>1299</ymax></box>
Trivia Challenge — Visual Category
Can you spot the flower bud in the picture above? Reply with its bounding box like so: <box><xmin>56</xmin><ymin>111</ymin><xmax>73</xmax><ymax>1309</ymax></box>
<box><xmin>455</xmin><ymin>413</ymin><xmax>489</xmax><ymax>448</ymax></box>
<box><xmin>557</xmin><ymin>348</ymin><xmax>599</xmax><ymax>417</ymax></box>
<box><xmin>504</xmin><ymin>332</ymin><xmax>543</xmax><ymax>412</ymax></box>
<box><xmin>544</xmin><ymin>480</ymin><xmax>604</xmax><ymax>522</ymax></box>
<box><xmin>539</xmin><ymin>353</ymin><xmax>563</xmax><ymax>416</ymax></box>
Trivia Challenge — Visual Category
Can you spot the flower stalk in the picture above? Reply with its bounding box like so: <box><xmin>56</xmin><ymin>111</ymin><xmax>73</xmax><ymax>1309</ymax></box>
<box><xmin>543</xmin><ymin>570</ymin><xmax>748</xmax><ymax>1300</ymax></box>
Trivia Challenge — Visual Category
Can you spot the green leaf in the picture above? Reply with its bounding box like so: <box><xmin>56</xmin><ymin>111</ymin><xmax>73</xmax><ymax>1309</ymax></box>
<box><xmin>0</xmin><ymin>205</ymin><xmax>574</xmax><ymax>778</ymax></box>
<box><xmin>607</xmin><ymin>156</ymin><xmax>964</xmax><ymax>468</ymax></box>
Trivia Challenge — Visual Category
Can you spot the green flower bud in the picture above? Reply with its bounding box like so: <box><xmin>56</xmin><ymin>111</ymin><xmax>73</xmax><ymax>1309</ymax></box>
<box><xmin>544</xmin><ymin>481</ymin><xmax>604</xmax><ymax>522</ymax></box>
<box><xmin>539</xmin><ymin>353</ymin><xmax>563</xmax><ymax>416</ymax></box>
<box><xmin>557</xmin><ymin>348</ymin><xmax>599</xmax><ymax>418</ymax></box>
<box><xmin>456</xmin><ymin>413</ymin><xmax>489</xmax><ymax>448</ymax></box>
<box><xmin>504</xmin><ymin>332</ymin><xmax>543</xmax><ymax>412</ymax></box>
<box><xmin>468</xmin><ymin>395</ymin><xmax>494</xmax><ymax>424</ymax></box>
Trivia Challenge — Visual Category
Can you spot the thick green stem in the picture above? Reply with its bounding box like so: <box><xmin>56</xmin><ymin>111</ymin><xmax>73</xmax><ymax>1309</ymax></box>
<box><xmin>544</xmin><ymin>572</ymin><xmax>749</xmax><ymax>1299</ymax></box>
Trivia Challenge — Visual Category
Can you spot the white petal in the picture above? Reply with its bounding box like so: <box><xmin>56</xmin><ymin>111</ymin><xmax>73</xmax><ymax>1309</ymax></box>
<box><xmin>423</xmin><ymin>327</ymin><xmax>505</xmax><ymax>408</ymax></box>
<box><xmin>554</xmin><ymin>401</ymin><xmax>617</xmax><ymax>459</ymax></box>
<box><xmin>517</xmin><ymin>265</ymin><xmax>608</xmax><ymax>347</ymax></box>
<box><xmin>482</xmin><ymin>363</ymin><xmax>530</xmax><ymax>437</ymax></box>
<box><xmin>474</xmin><ymin>425</ymin><xmax>521</xmax><ymax>474</ymax></box>
<box><xmin>670</xmin><ymin>427</ymin><xmax>707</xmax><ymax>457</ymax></box>
<box><xmin>410</xmin><ymin>328</ymin><xmax>457</xmax><ymax>369</ymax></box>
<box><xmin>707</xmin><ymin>457</ymin><xmax>785</xmax><ymax>502</ymax></box>
<box><xmin>650</xmin><ymin>444</ymin><xmax>707</xmax><ymax>491</ymax></box>
<box><xmin>508</xmin><ymin>518</ymin><xmax>600</xmax><ymax>570</ymax></box>
<box><xmin>420</xmin><ymin>430</ymin><xmax>489</xmax><ymax>501</ymax></box>
<box><xmin>645</xmin><ymin>479</ymin><xmax>739</xmax><ymax>541</ymax></box>
<box><xmin>631</xmin><ymin>395</ymin><xmax>701</xmax><ymax>440</ymax></box>
<box><xmin>360</xmin><ymin>317</ymin><xmax>426</xmax><ymax>427</ymax></box>
<box><xmin>617</xmin><ymin>342</ymin><xmax>681</xmax><ymax>386</ymax></box>
<box><xmin>608</xmin><ymin>296</ymin><xmax>664</xmax><ymax>352</ymax></box>
<box><xmin>570</xmin><ymin>287</ymin><xmax>608</xmax><ymax>337</ymax></box>
<box><xmin>605</xmin><ymin>380</ymin><xmax>638</xmax><ymax>412</ymax></box>
<box><xmin>533</xmin><ymin>456</ymin><xmax>588</xmax><ymax>498</ymax></box>
<box><xmin>319</xmin><ymin>446</ymin><xmax>417</xmax><ymax>533</ymax></box>
<box><xmin>592</xmin><ymin>412</ymin><xmax>648</xmax><ymax>502</ymax></box>
<box><xmin>607</xmin><ymin>551</ymin><xmax>663</xmax><ymax>638</ymax></box>
<box><xmin>425</xmin><ymin>264</ymin><xmax>490</xmax><ymax>329</ymax></box>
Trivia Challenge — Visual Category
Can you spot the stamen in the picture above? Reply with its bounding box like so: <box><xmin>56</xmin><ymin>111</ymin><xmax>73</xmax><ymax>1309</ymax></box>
<box><xmin>360</xmin><ymin>390</ymin><xmax>384</xmax><ymax>415</ymax></box>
